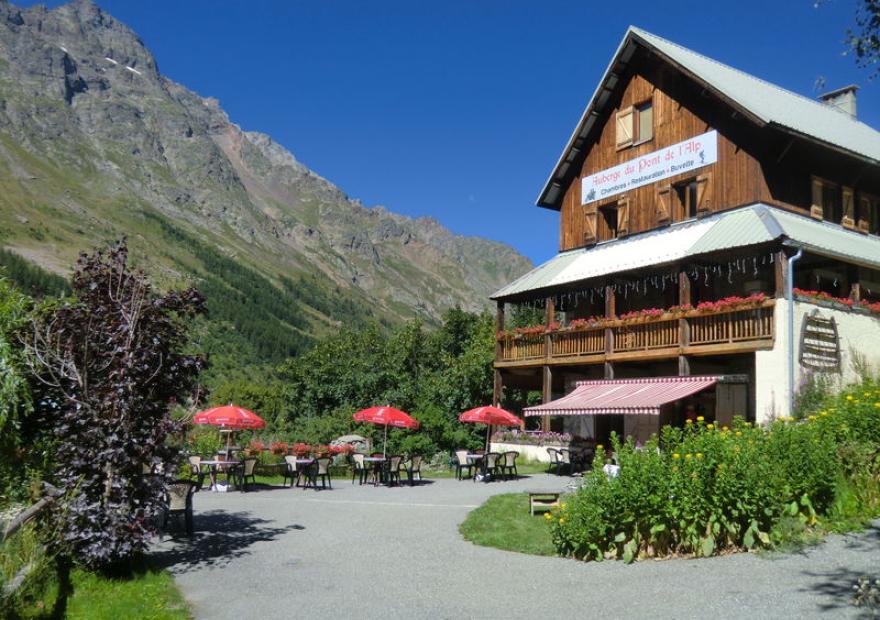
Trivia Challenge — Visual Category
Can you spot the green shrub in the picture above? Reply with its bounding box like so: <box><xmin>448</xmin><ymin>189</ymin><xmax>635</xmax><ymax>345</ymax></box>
<box><xmin>550</xmin><ymin>396</ymin><xmax>880</xmax><ymax>563</ymax></box>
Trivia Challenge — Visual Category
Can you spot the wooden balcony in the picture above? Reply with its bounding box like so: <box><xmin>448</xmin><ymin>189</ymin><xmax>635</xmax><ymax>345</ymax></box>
<box><xmin>496</xmin><ymin>300</ymin><xmax>776</xmax><ymax>368</ymax></box>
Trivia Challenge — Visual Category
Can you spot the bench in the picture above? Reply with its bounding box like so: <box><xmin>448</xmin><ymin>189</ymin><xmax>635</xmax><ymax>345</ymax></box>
<box><xmin>528</xmin><ymin>490</ymin><xmax>561</xmax><ymax>515</ymax></box>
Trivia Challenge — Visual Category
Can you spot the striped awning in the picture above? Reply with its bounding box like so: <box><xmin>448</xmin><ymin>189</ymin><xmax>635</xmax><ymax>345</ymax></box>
<box><xmin>524</xmin><ymin>376</ymin><xmax>721</xmax><ymax>416</ymax></box>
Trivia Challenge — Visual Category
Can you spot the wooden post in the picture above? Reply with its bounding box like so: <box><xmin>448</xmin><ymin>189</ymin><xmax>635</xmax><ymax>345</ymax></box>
<box><xmin>493</xmin><ymin>370</ymin><xmax>503</xmax><ymax>408</ymax></box>
<box><xmin>542</xmin><ymin>296</ymin><xmax>554</xmax><ymax>432</ymax></box>
<box><xmin>494</xmin><ymin>301</ymin><xmax>504</xmax><ymax>365</ymax></box>
<box><xmin>774</xmin><ymin>250</ymin><xmax>788</xmax><ymax>298</ymax></box>
<box><xmin>851</xmin><ymin>282</ymin><xmax>862</xmax><ymax>303</ymax></box>
<box><xmin>604</xmin><ymin>285</ymin><xmax>616</xmax><ymax>381</ymax></box>
<box><xmin>678</xmin><ymin>270</ymin><xmax>691</xmax><ymax>376</ymax></box>
<box><xmin>541</xmin><ymin>365</ymin><xmax>552</xmax><ymax>432</ymax></box>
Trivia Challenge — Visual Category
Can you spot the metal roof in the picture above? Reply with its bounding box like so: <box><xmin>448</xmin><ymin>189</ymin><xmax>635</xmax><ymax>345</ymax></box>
<box><xmin>491</xmin><ymin>204</ymin><xmax>880</xmax><ymax>300</ymax></box>
<box><xmin>538</xmin><ymin>27</ymin><xmax>880</xmax><ymax>209</ymax></box>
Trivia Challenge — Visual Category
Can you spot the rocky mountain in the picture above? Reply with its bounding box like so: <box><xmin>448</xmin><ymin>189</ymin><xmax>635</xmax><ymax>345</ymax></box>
<box><xmin>0</xmin><ymin>0</ymin><xmax>531</xmax><ymax>357</ymax></box>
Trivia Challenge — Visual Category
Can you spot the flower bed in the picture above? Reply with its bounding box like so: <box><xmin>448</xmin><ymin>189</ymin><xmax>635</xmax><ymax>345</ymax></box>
<box><xmin>794</xmin><ymin>288</ymin><xmax>880</xmax><ymax>316</ymax></box>
<box><xmin>491</xmin><ymin>430</ymin><xmax>572</xmax><ymax>446</ymax></box>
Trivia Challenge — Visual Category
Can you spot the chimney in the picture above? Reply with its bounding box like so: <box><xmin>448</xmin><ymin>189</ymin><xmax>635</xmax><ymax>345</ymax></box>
<box><xmin>818</xmin><ymin>85</ymin><xmax>858</xmax><ymax>119</ymax></box>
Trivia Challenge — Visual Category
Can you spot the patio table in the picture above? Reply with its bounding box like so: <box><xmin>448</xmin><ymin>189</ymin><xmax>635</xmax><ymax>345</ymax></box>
<box><xmin>466</xmin><ymin>454</ymin><xmax>487</xmax><ymax>481</ymax></box>
<box><xmin>363</xmin><ymin>456</ymin><xmax>387</xmax><ymax>485</ymax></box>
<box><xmin>200</xmin><ymin>459</ymin><xmax>242</xmax><ymax>491</ymax></box>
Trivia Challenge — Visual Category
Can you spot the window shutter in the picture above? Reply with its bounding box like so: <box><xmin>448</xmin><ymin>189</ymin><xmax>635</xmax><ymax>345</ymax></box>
<box><xmin>584</xmin><ymin>206</ymin><xmax>598</xmax><ymax>245</ymax></box>
<box><xmin>695</xmin><ymin>174</ymin><xmax>711</xmax><ymax>216</ymax></box>
<box><xmin>841</xmin><ymin>186</ymin><xmax>855</xmax><ymax>229</ymax></box>
<box><xmin>810</xmin><ymin>177</ymin><xmax>824</xmax><ymax>220</ymax></box>
<box><xmin>656</xmin><ymin>184</ymin><xmax>672</xmax><ymax>225</ymax></box>
<box><xmin>857</xmin><ymin>196</ymin><xmax>871</xmax><ymax>233</ymax></box>
<box><xmin>616</xmin><ymin>106</ymin><xmax>634</xmax><ymax>149</ymax></box>
<box><xmin>617</xmin><ymin>198</ymin><xmax>630</xmax><ymax>237</ymax></box>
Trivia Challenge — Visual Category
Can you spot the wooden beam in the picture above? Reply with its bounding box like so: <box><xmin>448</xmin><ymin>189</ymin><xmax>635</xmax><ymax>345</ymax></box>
<box><xmin>678</xmin><ymin>271</ymin><xmax>691</xmax><ymax>306</ymax></box>
<box><xmin>604</xmin><ymin>362</ymin><xmax>614</xmax><ymax>379</ymax></box>
<box><xmin>493</xmin><ymin>369</ymin><xmax>503</xmax><ymax>407</ymax></box>
<box><xmin>494</xmin><ymin>301</ymin><xmax>504</xmax><ymax>372</ymax></box>
<box><xmin>541</xmin><ymin>365</ymin><xmax>552</xmax><ymax>432</ymax></box>
<box><xmin>851</xmin><ymin>282</ymin><xmax>862</xmax><ymax>303</ymax></box>
<box><xmin>678</xmin><ymin>355</ymin><xmax>690</xmax><ymax>376</ymax></box>
<box><xmin>774</xmin><ymin>250</ymin><xmax>788</xmax><ymax>298</ymax></box>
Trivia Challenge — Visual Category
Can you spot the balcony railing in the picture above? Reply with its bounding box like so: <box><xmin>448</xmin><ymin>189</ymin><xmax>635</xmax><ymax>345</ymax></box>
<box><xmin>497</xmin><ymin>300</ymin><xmax>776</xmax><ymax>365</ymax></box>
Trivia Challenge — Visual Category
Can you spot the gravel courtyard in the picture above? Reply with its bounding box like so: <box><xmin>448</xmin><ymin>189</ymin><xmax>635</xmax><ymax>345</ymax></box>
<box><xmin>153</xmin><ymin>474</ymin><xmax>880</xmax><ymax>619</ymax></box>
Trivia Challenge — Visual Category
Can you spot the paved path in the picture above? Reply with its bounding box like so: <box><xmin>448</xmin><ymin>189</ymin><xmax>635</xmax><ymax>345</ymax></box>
<box><xmin>153</xmin><ymin>474</ymin><xmax>880</xmax><ymax>619</ymax></box>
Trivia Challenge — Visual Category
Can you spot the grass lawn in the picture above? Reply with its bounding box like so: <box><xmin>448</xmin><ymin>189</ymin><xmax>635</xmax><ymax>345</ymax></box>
<box><xmin>459</xmin><ymin>493</ymin><xmax>557</xmax><ymax>556</ymax></box>
<box><xmin>66</xmin><ymin>564</ymin><xmax>189</xmax><ymax>620</ymax></box>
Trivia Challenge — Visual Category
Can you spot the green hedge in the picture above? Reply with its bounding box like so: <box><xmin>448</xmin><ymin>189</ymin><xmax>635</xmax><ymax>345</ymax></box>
<box><xmin>549</xmin><ymin>381</ymin><xmax>880</xmax><ymax>562</ymax></box>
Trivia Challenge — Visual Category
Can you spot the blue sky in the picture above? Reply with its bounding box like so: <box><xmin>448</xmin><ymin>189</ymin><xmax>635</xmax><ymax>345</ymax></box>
<box><xmin>26</xmin><ymin>1</ymin><xmax>880</xmax><ymax>264</ymax></box>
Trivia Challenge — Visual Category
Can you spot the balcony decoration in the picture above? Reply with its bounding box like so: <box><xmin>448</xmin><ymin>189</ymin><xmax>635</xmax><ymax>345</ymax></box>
<box><xmin>270</xmin><ymin>441</ymin><xmax>288</xmax><ymax>456</ymax></box>
<box><xmin>693</xmin><ymin>292</ymin><xmax>767</xmax><ymax>313</ymax></box>
<box><xmin>244</xmin><ymin>439</ymin><xmax>265</xmax><ymax>456</ymax></box>
<box><xmin>793</xmin><ymin>289</ymin><xmax>880</xmax><ymax>316</ymax></box>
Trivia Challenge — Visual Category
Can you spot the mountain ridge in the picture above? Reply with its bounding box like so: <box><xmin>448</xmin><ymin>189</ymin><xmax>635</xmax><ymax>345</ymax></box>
<box><xmin>0</xmin><ymin>0</ymin><xmax>531</xmax><ymax>340</ymax></box>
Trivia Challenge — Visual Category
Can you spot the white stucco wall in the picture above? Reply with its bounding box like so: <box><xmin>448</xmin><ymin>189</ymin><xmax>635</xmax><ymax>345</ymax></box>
<box><xmin>754</xmin><ymin>298</ymin><xmax>880</xmax><ymax>423</ymax></box>
<box><xmin>489</xmin><ymin>442</ymin><xmax>563</xmax><ymax>463</ymax></box>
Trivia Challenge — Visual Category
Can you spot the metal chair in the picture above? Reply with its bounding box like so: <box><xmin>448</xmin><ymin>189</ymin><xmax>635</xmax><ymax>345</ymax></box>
<box><xmin>559</xmin><ymin>449</ymin><xmax>572</xmax><ymax>475</ymax></box>
<box><xmin>281</xmin><ymin>455</ymin><xmax>301</xmax><ymax>488</ymax></box>
<box><xmin>455</xmin><ymin>450</ymin><xmax>474</xmax><ymax>480</ymax></box>
<box><xmin>499</xmin><ymin>451</ymin><xmax>519</xmax><ymax>480</ymax></box>
<box><xmin>350</xmin><ymin>453</ymin><xmax>367</xmax><ymax>485</ymax></box>
<box><xmin>403</xmin><ymin>455</ymin><xmax>423</xmax><ymax>485</ymax></box>
<box><xmin>238</xmin><ymin>457</ymin><xmax>258</xmax><ymax>492</ymax></box>
<box><xmin>384</xmin><ymin>455</ymin><xmax>404</xmax><ymax>486</ymax></box>
<box><xmin>546</xmin><ymin>448</ymin><xmax>562</xmax><ymax>475</ymax></box>
<box><xmin>478</xmin><ymin>452</ymin><xmax>501</xmax><ymax>481</ymax></box>
<box><xmin>308</xmin><ymin>457</ymin><xmax>333</xmax><ymax>490</ymax></box>
<box><xmin>165</xmin><ymin>479</ymin><xmax>197</xmax><ymax>536</ymax></box>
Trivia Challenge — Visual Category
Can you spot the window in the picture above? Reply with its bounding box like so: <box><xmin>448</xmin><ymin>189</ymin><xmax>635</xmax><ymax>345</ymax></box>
<box><xmin>615</xmin><ymin>99</ymin><xmax>653</xmax><ymax>149</ymax></box>
<box><xmin>859</xmin><ymin>194</ymin><xmax>880</xmax><ymax>235</ymax></box>
<box><xmin>635</xmin><ymin>101</ymin><xmax>653</xmax><ymax>143</ymax></box>
<box><xmin>811</xmin><ymin>177</ymin><xmax>842</xmax><ymax>223</ymax></box>
<box><xmin>598</xmin><ymin>204</ymin><xmax>618</xmax><ymax>241</ymax></box>
<box><xmin>675</xmin><ymin>179</ymin><xmax>699</xmax><ymax>219</ymax></box>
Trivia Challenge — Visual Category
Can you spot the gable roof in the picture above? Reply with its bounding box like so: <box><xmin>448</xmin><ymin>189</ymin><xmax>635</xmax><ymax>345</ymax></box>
<box><xmin>538</xmin><ymin>26</ymin><xmax>880</xmax><ymax>210</ymax></box>
<box><xmin>491</xmin><ymin>204</ymin><xmax>880</xmax><ymax>300</ymax></box>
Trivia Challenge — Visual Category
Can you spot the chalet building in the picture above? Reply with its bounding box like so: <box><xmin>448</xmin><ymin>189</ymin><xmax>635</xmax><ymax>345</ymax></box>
<box><xmin>491</xmin><ymin>27</ymin><xmax>880</xmax><ymax>444</ymax></box>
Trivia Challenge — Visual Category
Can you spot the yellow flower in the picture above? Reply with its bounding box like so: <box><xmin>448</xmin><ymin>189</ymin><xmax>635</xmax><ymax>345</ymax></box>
<box><xmin>808</xmin><ymin>415</ymin><xmax>816</xmax><ymax>421</ymax></box>
<box><xmin>735</xmin><ymin>431</ymin><xmax>742</xmax><ymax>437</ymax></box>
<box><xmin>707</xmin><ymin>424</ymin><xmax>714</xmax><ymax>430</ymax></box>
<box><xmin>685</xmin><ymin>453</ymin><xmax>693</xmax><ymax>459</ymax></box>
<box><xmin>558</xmin><ymin>518</ymin><xmax>565</xmax><ymax>524</ymax></box>
<box><xmin>874</xmin><ymin>403</ymin><xmax>880</xmax><ymax>409</ymax></box>
<box><xmin>696</xmin><ymin>416</ymin><xmax>705</xmax><ymax>422</ymax></box>
<box><xmin>596</xmin><ymin>444</ymin><xmax>603</xmax><ymax>449</ymax></box>
<box><xmin>672</xmin><ymin>453</ymin><xmax>681</xmax><ymax>459</ymax></box>
<box><xmin>560</xmin><ymin>502</ymin><xmax>567</xmax><ymax>510</ymax></box>
<box><xmin>672</xmin><ymin>466</ymin><xmax>679</xmax><ymax>472</ymax></box>
<box><xmin>820</xmin><ymin>411</ymin><xmax>829</xmax><ymax>416</ymax></box>
<box><xmin>722</xmin><ymin>426</ymin><xmax>729</xmax><ymax>431</ymax></box>
<box><xmin>685</xmin><ymin>419</ymin><xmax>693</xmax><ymax>425</ymax></box>
<box><xmin>717</xmin><ymin>463</ymin><xmax>726</xmax><ymax>471</ymax></box>
<box><xmin>696</xmin><ymin>453</ymin><xmax>704</xmax><ymax>459</ymax></box>
<box><xmin>847</xmin><ymin>395</ymin><xmax>854</xmax><ymax>401</ymax></box>
<box><xmin>544</xmin><ymin>512</ymin><xmax>552</xmax><ymax>520</ymax></box>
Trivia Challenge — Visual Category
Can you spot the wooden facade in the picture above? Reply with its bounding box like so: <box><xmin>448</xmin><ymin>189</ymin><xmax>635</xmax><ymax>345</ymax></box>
<box><xmin>555</xmin><ymin>48</ymin><xmax>880</xmax><ymax>252</ymax></box>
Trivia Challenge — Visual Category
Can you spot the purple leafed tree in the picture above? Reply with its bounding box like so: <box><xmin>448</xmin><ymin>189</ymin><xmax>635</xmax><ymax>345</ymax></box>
<box><xmin>26</xmin><ymin>240</ymin><xmax>206</xmax><ymax>568</ymax></box>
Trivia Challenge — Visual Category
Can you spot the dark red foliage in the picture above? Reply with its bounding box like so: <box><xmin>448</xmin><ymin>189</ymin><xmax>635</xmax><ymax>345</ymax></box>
<box><xmin>28</xmin><ymin>241</ymin><xmax>206</xmax><ymax>568</ymax></box>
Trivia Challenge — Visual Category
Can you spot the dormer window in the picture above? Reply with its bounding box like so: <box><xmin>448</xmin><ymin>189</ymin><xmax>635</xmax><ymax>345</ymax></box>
<box><xmin>615</xmin><ymin>99</ymin><xmax>653</xmax><ymax>149</ymax></box>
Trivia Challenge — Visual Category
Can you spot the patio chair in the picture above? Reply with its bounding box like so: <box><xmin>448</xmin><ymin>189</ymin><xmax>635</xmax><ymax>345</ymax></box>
<box><xmin>454</xmin><ymin>450</ymin><xmax>474</xmax><ymax>480</ymax></box>
<box><xmin>559</xmin><ymin>449</ymin><xmax>572</xmax><ymax>475</ymax></box>
<box><xmin>384</xmin><ymin>455</ymin><xmax>404</xmax><ymax>486</ymax></box>
<box><xmin>281</xmin><ymin>455</ymin><xmax>301</xmax><ymax>488</ymax></box>
<box><xmin>188</xmin><ymin>455</ymin><xmax>207</xmax><ymax>490</ymax></box>
<box><xmin>165</xmin><ymin>479</ymin><xmax>197</xmax><ymax>536</ymax></box>
<box><xmin>308</xmin><ymin>457</ymin><xmax>333</xmax><ymax>490</ymax></box>
<box><xmin>350</xmin><ymin>453</ymin><xmax>367</xmax><ymax>485</ymax></box>
<box><xmin>546</xmin><ymin>448</ymin><xmax>562</xmax><ymax>475</ymax></box>
<box><xmin>402</xmin><ymin>455</ymin><xmax>423</xmax><ymax>486</ymax></box>
<box><xmin>499</xmin><ymin>451</ymin><xmax>519</xmax><ymax>480</ymax></box>
<box><xmin>479</xmin><ymin>452</ymin><xmax>501</xmax><ymax>481</ymax></box>
<box><xmin>238</xmin><ymin>457</ymin><xmax>258</xmax><ymax>492</ymax></box>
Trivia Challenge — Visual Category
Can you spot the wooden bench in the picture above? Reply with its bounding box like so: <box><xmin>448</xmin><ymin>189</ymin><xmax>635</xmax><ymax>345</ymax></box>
<box><xmin>528</xmin><ymin>490</ymin><xmax>561</xmax><ymax>515</ymax></box>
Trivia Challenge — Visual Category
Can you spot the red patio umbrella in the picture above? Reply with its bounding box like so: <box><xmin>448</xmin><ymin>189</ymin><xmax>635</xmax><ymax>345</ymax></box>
<box><xmin>353</xmin><ymin>406</ymin><xmax>419</xmax><ymax>457</ymax></box>
<box><xmin>459</xmin><ymin>405</ymin><xmax>524</xmax><ymax>451</ymax></box>
<box><xmin>194</xmin><ymin>404</ymin><xmax>266</xmax><ymax>453</ymax></box>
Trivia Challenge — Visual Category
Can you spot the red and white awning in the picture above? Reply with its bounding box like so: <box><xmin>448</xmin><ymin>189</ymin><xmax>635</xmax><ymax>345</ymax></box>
<box><xmin>524</xmin><ymin>376</ymin><xmax>721</xmax><ymax>416</ymax></box>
